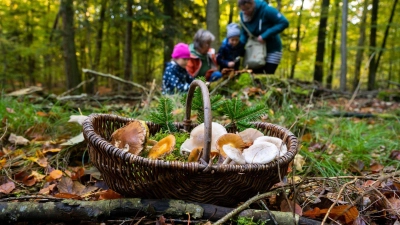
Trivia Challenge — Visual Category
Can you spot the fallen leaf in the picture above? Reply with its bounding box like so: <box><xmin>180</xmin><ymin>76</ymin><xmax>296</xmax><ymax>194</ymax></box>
<box><xmin>22</xmin><ymin>174</ymin><xmax>37</xmax><ymax>186</ymax></box>
<box><xmin>8</xmin><ymin>133</ymin><xmax>29</xmax><ymax>145</ymax></box>
<box><xmin>60</xmin><ymin>133</ymin><xmax>85</xmax><ymax>146</ymax></box>
<box><xmin>280</xmin><ymin>199</ymin><xmax>303</xmax><ymax>216</ymax></box>
<box><xmin>6</xmin><ymin>108</ymin><xmax>15</xmax><ymax>113</ymax></box>
<box><xmin>50</xmin><ymin>170</ymin><xmax>63</xmax><ymax>180</ymax></box>
<box><xmin>389</xmin><ymin>150</ymin><xmax>400</xmax><ymax>160</ymax></box>
<box><xmin>31</xmin><ymin>171</ymin><xmax>46</xmax><ymax>182</ymax></box>
<box><xmin>70</xmin><ymin>167</ymin><xmax>85</xmax><ymax>180</ymax></box>
<box><xmin>36</xmin><ymin>111</ymin><xmax>48</xmax><ymax>117</ymax></box>
<box><xmin>0</xmin><ymin>158</ymin><xmax>6</xmax><ymax>169</ymax></box>
<box><xmin>301</xmin><ymin>133</ymin><xmax>312</xmax><ymax>142</ymax></box>
<box><xmin>39</xmin><ymin>183</ymin><xmax>56</xmax><ymax>195</ymax></box>
<box><xmin>42</xmin><ymin>148</ymin><xmax>61</xmax><ymax>154</ymax></box>
<box><xmin>303</xmin><ymin>205</ymin><xmax>358</xmax><ymax>225</ymax></box>
<box><xmin>58</xmin><ymin>176</ymin><xmax>74</xmax><ymax>194</ymax></box>
<box><xmin>370</xmin><ymin>162</ymin><xmax>384</xmax><ymax>173</ymax></box>
<box><xmin>0</xmin><ymin>180</ymin><xmax>16</xmax><ymax>194</ymax></box>
<box><xmin>98</xmin><ymin>189</ymin><xmax>122</xmax><ymax>200</ymax></box>
<box><xmin>54</xmin><ymin>193</ymin><xmax>81</xmax><ymax>199</ymax></box>
<box><xmin>388</xmin><ymin>196</ymin><xmax>400</xmax><ymax>211</ymax></box>
<box><xmin>294</xmin><ymin>154</ymin><xmax>305</xmax><ymax>172</ymax></box>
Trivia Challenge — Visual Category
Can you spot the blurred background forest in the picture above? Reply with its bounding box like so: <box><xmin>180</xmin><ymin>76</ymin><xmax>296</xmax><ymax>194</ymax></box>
<box><xmin>0</xmin><ymin>0</ymin><xmax>399</xmax><ymax>95</ymax></box>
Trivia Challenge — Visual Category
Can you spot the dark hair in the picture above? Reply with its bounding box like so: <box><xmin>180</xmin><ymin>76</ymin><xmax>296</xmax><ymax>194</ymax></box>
<box><xmin>238</xmin><ymin>0</ymin><xmax>254</xmax><ymax>6</ymax></box>
<box><xmin>193</xmin><ymin>29</ymin><xmax>215</xmax><ymax>51</ymax></box>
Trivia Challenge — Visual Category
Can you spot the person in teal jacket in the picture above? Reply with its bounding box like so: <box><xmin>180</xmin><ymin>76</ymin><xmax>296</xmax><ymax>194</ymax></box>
<box><xmin>238</xmin><ymin>0</ymin><xmax>289</xmax><ymax>74</ymax></box>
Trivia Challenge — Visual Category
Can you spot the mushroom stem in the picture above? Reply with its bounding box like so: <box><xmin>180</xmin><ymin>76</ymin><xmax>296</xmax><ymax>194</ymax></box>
<box><xmin>222</xmin><ymin>157</ymin><xmax>232</xmax><ymax>165</ymax></box>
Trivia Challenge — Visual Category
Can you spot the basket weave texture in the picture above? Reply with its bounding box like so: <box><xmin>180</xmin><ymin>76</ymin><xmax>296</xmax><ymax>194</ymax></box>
<box><xmin>82</xmin><ymin>81</ymin><xmax>298</xmax><ymax>207</ymax></box>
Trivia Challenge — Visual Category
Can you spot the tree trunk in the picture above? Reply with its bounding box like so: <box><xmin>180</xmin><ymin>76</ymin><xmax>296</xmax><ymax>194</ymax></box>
<box><xmin>374</xmin><ymin>0</ymin><xmax>398</xmax><ymax>77</ymax></box>
<box><xmin>123</xmin><ymin>0</ymin><xmax>133</xmax><ymax>91</ymax></box>
<box><xmin>60</xmin><ymin>0</ymin><xmax>81</xmax><ymax>92</ymax></box>
<box><xmin>289</xmin><ymin>0</ymin><xmax>304</xmax><ymax>79</ymax></box>
<box><xmin>313</xmin><ymin>0</ymin><xmax>330</xmax><ymax>83</ymax></box>
<box><xmin>326</xmin><ymin>0</ymin><xmax>339</xmax><ymax>89</ymax></box>
<box><xmin>0</xmin><ymin>198</ymin><xmax>321</xmax><ymax>224</ymax></box>
<box><xmin>162</xmin><ymin>0</ymin><xmax>175</xmax><ymax>73</ymax></box>
<box><xmin>340</xmin><ymin>0</ymin><xmax>348</xmax><ymax>91</ymax></box>
<box><xmin>206</xmin><ymin>0</ymin><xmax>220</xmax><ymax>49</ymax></box>
<box><xmin>367</xmin><ymin>0</ymin><xmax>378</xmax><ymax>90</ymax></box>
<box><xmin>228</xmin><ymin>0</ymin><xmax>234</xmax><ymax>24</ymax></box>
<box><xmin>87</xmin><ymin>0</ymin><xmax>108</xmax><ymax>94</ymax></box>
<box><xmin>353</xmin><ymin>0</ymin><xmax>369</xmax><ymax>91</ymax></box>
<box><xmin>276</xmin><ymin>0</ymin><xmax>282</xmax><ymax>11</ymax></box>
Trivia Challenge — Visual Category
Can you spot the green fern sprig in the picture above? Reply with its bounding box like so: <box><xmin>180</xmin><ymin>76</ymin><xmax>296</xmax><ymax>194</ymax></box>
<box><xmin>222</xmin><ymin>98</ymin><xmax>269</xmax><ymax>131</ymax></box>
<box><xmin>148</xmin><ymin>97</ymin><xmax>177</xmax><ymax>132</ymax></box>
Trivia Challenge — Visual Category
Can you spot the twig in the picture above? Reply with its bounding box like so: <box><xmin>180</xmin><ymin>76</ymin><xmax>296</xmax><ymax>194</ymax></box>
<box><xmin>321</xmin><ymin>178</ymin><xmax>358</xmax><ymax>225</ymax></box>
<box><xmin>209</xmin><ymin>76</ymin><xmax>232</xmax><ymax>95</ymax></box>
<box><xmin>371</xmin><ymin>186</ymin><xmax>400</xmax><ymax>217</ymax></box>
<box><xmin>0</xmin><ymin>118</ymin><xmax>7</xmax><ymax>141</ymax></box>
<box><xmin>259</xmin><ymin>200</ymin><xmax>278</xmax><ymax>225</ymax></box>
<box><xmin>59</xmin><ymin>77</ymin><xmax>94</xmax><ymax>97</ymax></box>
<box><xmin>82</xmin><ymin>68</ymin><xmax>148</xmax><ymax>93</ymax></box>
<box><xmin>213</xmin><ymin>189</ymin><xmax>289</xmax><ymax>225</ymax></box>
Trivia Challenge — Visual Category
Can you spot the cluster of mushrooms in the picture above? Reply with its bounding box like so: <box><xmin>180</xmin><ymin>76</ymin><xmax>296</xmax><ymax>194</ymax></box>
<box><xmin>109</xmin><ymin>120</ymin><xmax>287</xmax><ymax>165</ymax></box>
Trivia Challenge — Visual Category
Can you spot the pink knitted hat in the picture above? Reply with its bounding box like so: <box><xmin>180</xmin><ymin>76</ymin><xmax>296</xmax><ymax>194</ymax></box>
<box><xmin>171</xmin><ymin>43</ymin><xmax>191</xmax><ymax>59</ymax></box>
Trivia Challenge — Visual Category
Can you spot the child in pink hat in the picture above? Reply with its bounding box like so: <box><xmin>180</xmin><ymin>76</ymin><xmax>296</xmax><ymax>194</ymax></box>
<box><xmin>162</xmin><ymin>43</ymin><xmax>194</xmax><ymax>94</ymax></box>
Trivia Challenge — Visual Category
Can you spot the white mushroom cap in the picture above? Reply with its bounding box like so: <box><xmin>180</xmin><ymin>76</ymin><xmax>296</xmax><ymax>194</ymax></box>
<box><xmin>189</xmin><ymin>122</ymin><xmax>227</xmax><ymax>151</ymax></box>
<box><xmin>253</xmin><ymin>136</ymin><xmax>287</xmax><ymax>157</ymax></box>
<box><xmin>222</xmin><ymin>145</ymin><xmax>246</xmax><ymax>165</ymax></box>
<box><xmin>242</xmin><ymin>142</ymin><xmax>278</xmax><ymax>164</ymax></box>
<box><xmin>238</xmin><ymin>128</ymin><xmax>264</xmax><ymax>143</ymax></box>
<box><xmin>180</xmin><ymin>138</ymin><xmax>199</xmax><ymax>155</ymax></box>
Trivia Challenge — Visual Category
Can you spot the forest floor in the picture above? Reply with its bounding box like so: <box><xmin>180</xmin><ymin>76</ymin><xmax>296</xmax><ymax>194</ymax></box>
<box><xmin>1</xmin><ymin>77</ymin><xmax>400</xmax><ymax>225</ymax></box>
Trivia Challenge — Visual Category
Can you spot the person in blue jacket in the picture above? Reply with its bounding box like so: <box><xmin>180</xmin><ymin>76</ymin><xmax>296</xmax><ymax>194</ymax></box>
<box><xmin>217</xmin><ymin>23</ymin><xmax>245</xmax><ymax>71</ymax></box>
<box><xmin>162</xmin><ymin>43</ymin><xmax>194</xmax><ymax>95</ymax></box>
<box><xmin>238</xmin><ymin>0</ymin><xmax>289</xmax><ymax>74</ymax></box>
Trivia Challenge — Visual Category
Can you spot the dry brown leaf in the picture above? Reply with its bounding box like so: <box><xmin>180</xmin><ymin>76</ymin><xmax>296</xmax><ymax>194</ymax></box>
<box><xmin>58</xmin><ymin>176</ymin><xmax>74</xmax><ymax>194</ymax></box>
<box><xmin>280</xmin><ymin>199</ymin><xmax>303</xmax><ymax>216</ymax></box>
<box><xmin>54</xmin><ymin>193</ymin><xmax>81</xmax><ymax>199</ymax></box>
<box><xmin>39</xmin><ymin>183</ymin><xmax>56</xmax><ymax>195</ymax></box>
<box><xmin>301</xmin><ymin>133</ymin><xmax>312</xmax><ymax>142</ymax></box>
<box><xmin>50</xmin><ymin>170</ymin><xmax>63</xmax><ymax>180</ymax></box>
<box><xmin>22</xmin><ymin>174</ymin><xmax>36</xmax><ymax>186</ymax></box>
<box><xmin>69</xmin><ymin>167</ymin><xmax>85</xmax><ymax>180</ymax></box>
<box><xmin>294</xmin><ymin>154</ymin><xmax>305</xmax><ymax>172</ymax></box>
<box><xmin>0</xmin><ymin>180</ymin><xmax>16</xmax><ymax>194</ymax></box>
<box><xmin>303</xmin><ymin>205</ymin><xmax>358</xmax><ymax>225</ymax></box>
<box><xmin>370</xmin><ymin>162</ymin><xmax>384</xmax><ymax>173</ymax></box>
<box><xmin>98</xmin><ymin>189</ymin><xmax>122</xmax><ymax>200</ymax></box>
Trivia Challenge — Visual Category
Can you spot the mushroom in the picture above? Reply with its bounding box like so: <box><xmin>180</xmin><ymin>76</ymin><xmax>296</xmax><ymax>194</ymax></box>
<box><xmin>216</xmin><ymin>133</ymin><xmax>245</xmax><ymax>158</ymax></box>
<box><xmin>180</xmin><ymin>122</ymin><xmax>227</xmax><ymax>156</ymax></box>
<box><xmin>253</xmin><ymin>136</ymin><xmax>287</xmax><ymax>157</ymax></box>
<box><xmin>147</xmin><ymin>135</ymin><xmax>176</xmax><ymax>159</ymax></box>
<box><xmin>242</xmin><ymin>142</ymin><xmax>279</xmax><ymax>164</ymax></box>
<box><xmin>238</xmin><ymin>128</ymin><xmax>264</xmax><ymax>147</ymax></box>
<box><xmin>110</xmin><ymin>120</ymin><xmax>149</xmax><ymax>155</ymax></box>
<box><xmin>221</xmin><ymin>145</ymin><xmax>245</xmax><ymax>165</ymax></box>
<box><xmin>188</xmin><ymin>147</ymin><xmax>203</xmax><ymax>162</ymax></box>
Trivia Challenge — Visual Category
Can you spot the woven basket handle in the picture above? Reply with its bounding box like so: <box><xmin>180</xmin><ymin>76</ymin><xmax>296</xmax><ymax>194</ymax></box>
<box><xmin>184</xmin><ymin>80</ymin><xmax>212</xmax><ymax>164</ymax></box>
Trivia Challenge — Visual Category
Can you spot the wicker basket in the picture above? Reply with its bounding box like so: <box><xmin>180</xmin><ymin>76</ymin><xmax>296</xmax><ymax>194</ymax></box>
<box><xmin>82</xmin><ymin>80</ymin><xmax>298</xmax><ymax>207</ymax></box>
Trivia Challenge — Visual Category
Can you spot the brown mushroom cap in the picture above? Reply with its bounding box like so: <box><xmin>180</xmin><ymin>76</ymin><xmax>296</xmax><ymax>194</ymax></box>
<box><xmin>188</xmin><ymin>147</ymin><xmax>203</xmax><ymax>162</ymax></box>
<box><xmin>110</xmin><ymin>120</ymin><xmax>149</xmax><ymax>155</ymax></box>
<box><xmin>148</xmin><ymin>135</ymin><xmax>176</xmax><ymax>159</ymax></box>
<box><xmin>238</xmin><ymin>128</ymin><xmax>264</xmax><ymax>144</ymax></box>
<box><xmin>216</xmin><ymin>133</ymin><xmax>245</xmax><ymax>158</ymax></box>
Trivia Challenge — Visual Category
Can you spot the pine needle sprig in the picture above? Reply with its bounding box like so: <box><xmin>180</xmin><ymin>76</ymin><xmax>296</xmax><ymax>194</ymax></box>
<box><xmin>148</xmin><ymin>97</ymin><xmax>177</xmax><ymax>133</ymax></box>
<box><xmin>190</xmin><ymin>89</ymin><xmax>224</xmax><ymax>123</ymax></box>
<box><xmin>222</xmin><ymin>98</ymin><xmax>269</xmax><ymax>131</ymax></box>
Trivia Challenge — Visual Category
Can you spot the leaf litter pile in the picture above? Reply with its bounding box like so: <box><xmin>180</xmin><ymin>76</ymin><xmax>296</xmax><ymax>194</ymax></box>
<box><xmin>0</xmin><ymin>90</ymin><xmax>400</xmax><ymax>225</ymax></box>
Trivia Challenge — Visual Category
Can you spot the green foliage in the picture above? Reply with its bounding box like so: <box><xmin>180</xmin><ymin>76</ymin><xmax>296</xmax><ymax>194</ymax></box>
<box><xmin>230</xmin><ymin>73</ymin><xmax>254</xmax><ymax>91</ymax></box>
<box><xmin>236</xmin><ymin>216</ymin><xmax>267</xmax><ymax>225</ymax></box>
<box><xmin>189</xmin><ymin>88</ymin><xmax>225</xmax><ymax>123</ymax></box>
<box><xmin>148</xmin><ymin>97</ymin><xmax>177</xmax><ymax>133</ymax></box>
<box><xmin>222</xmin><ymin>98</ymin><xmax>269</xmax><ymax>131</ymax></box>
<box><xmin>146</xmin><ymin>131</ymin><xmax>189</xmax><ymax>162</ymax></box>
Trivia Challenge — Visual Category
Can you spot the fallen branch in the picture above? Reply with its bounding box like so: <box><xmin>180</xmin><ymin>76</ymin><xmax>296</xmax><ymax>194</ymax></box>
<box><xmin>57</xmin><ymin>94</ymin><xmax>142</xmax><ymax>102</ymax></box>
<box><xmin>82</xmin><ymin>68</ymin><xmax>148</xmax><ymax>93</ymax></box>
<box><xmin>0</xmin><ymin>198</ymin><xmax>321</xmax><ymax>224</ymax></box>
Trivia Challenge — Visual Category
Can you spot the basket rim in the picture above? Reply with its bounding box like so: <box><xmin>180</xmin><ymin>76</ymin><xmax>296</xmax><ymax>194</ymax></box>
<box><xmin>82</xmin><ymin>113</ymin><xmax>299</xmax><ymax>173</ymax></box>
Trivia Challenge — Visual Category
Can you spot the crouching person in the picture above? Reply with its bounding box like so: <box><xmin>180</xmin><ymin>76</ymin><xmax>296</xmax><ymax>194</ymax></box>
<box><xmin>162</xmin><ymin>43</ymin><xmax>194</xmax><ymax>95</ymax></box>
